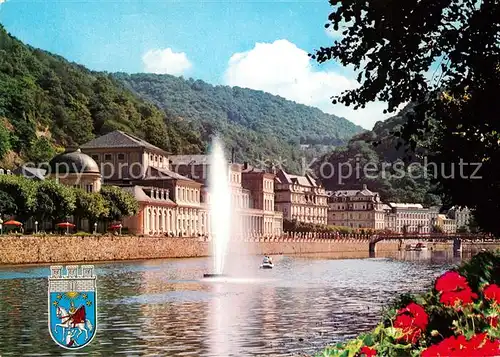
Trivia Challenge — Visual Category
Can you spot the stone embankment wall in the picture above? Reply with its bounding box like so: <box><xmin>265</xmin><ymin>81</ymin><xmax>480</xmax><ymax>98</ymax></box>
<box><xmin>0</xmin><ymin>235</ymin><xmax>399</xmax><ymax>265</ymax></box>
<box><xmin>0</xmin><ymin>235</ymin><xmax>497</xmax><ymax>265</ymax></box>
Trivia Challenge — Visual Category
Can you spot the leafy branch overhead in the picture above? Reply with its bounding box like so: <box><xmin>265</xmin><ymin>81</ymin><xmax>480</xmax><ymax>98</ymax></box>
<box><xmin>311</xmin><ymin>0</ymin><xmax>500</xmax><ymax>234</ymax></box>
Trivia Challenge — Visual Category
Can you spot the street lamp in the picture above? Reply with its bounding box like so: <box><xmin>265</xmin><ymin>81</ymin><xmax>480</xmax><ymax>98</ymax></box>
<box><xmin>94</xmin><ymin>222</ymin><xmax>98</xmax><ymax>234</ymax></box>
<box><xmin>35</xmin><ymin>221</ymin><xmax>38</xmax><ymax>234</ymax></box>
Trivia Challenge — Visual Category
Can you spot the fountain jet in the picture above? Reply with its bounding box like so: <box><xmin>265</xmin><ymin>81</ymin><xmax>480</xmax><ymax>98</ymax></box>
<box><xmin>203</xmin><ymin>137</ymin><xmax>232</xmax><ymax>278</ymax></box>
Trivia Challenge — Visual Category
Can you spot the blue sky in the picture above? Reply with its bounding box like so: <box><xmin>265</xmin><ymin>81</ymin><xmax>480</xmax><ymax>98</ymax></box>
<box><xmin>0</xmin><ymin>0</ymin><xmax>392</xmax><ymax>129</ymax></box>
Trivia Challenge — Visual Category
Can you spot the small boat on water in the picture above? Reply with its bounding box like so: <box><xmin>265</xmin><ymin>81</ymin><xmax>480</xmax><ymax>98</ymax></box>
<box><xmin>406</xmin><ymin>242</ymin><xmax>427</xmax><ymax>251</ymax></box>
<box><xmin>260</xmin><ymin>256</ymin><xmax>274</xmax><ymax>269</ymax></box>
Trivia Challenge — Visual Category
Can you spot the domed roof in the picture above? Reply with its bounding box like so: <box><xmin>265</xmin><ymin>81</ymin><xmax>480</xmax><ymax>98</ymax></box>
<box><xmin>48</xmin><ymin>148</ymin><xmax>100</xmax><ymax>175</ymax></box>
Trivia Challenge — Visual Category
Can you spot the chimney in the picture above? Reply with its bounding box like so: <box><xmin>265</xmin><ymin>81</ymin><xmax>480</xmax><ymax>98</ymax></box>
<box><xmin>231</xmin><ymin>148</ymin><xmax>235</xmax><ymax>163</ymax></box>
<box><xmin>362</xmin><ymin>184</ymin><xmax>367</xmax><ymax>190</ymax></box>
<box><xmin>243</xmin><ymin>161</ymin><xmax>248</xmax><ymax>170</ymax></box>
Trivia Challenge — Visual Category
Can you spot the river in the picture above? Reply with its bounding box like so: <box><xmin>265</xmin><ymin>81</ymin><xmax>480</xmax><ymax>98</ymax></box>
<box><xmin>0</xmin><ymin>250</ymin><xmax>468</xmax><ymax>356</ymax></box>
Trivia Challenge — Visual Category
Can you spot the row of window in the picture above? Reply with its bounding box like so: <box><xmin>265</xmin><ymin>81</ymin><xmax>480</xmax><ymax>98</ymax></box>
<box><xmin>330</xmin><ymin>204</ymin><xmax>375</xmax><ymax>210</ymax></box>
<box><xmin>176</xmin><ymin>187</ymin><xmax>200</xmax><ymax>203</ymax></box>
<box><xmin>91</xmin><ymin>153</ymin><xmax>125</xmax><ymax>161</ymax></box>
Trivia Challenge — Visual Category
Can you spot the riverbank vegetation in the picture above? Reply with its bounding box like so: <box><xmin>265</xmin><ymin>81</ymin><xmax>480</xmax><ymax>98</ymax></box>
<box><xmin>316</xmin><ymin>251</ymin><xmax>500</xmax><ymax>356</ymax></box>
<box><xmin>0</xmin><ymin>175</ymin><xmax>138</xmax><ymax>231</ymax></box>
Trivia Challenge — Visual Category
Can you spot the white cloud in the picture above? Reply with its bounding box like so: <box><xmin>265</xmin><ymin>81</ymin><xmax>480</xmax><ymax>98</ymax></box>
<box><xmin>223</xmin><ymin>39</ymin><xmax>396</xmax><ymax>129</ymax></box>
<box><xmin>142</xmin><ymin>48</ymin><xmax>192</xmax><ymax>76</ymax></box>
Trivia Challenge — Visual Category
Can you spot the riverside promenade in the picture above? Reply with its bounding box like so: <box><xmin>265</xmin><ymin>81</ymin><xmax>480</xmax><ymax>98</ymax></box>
<box><xmin>0</xmin><ymin>232</ymin><xmax>498</xmax><ymax>265</ymax></box>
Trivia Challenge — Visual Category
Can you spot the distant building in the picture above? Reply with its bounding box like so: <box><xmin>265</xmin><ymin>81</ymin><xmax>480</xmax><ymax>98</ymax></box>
<box><xmin>169</xmin><ymin>155</ymin><xmax>283</xmax><ymax>236</ymax></box>
<box><xmin>436</xmin><ymin>214</ymin><xmax>457</xmax><ymax>233</ymax></box>
<box><xmin>81</xmin><ymin>131</ymin><xmax>203</xmax><ymax>236</ymax></box>
<box><xmin>448</xmin><ymin>206</ymin><xmax>472</xmax><ymax>231</ymax></box>
<box><xmin>327</xmin><ymin>185</ymin><xmax>385</xmax><ymax>229</ymax></box>
<box><xmin>274</xmin><ymin>169</ymin><xmax>328</xmax><ymax>225</ymax></box>
<box><xmin>81</xmin><ymin>130</ymin><xmax>170</xmax><ymax>184</ymax></box>
<box><xmin>386</xmin><ymin>203</ymin><xmax>439</xmax><ymax>233</ymax></box>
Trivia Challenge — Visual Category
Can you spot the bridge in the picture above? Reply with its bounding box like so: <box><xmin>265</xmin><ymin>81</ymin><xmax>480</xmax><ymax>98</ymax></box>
<box><xmin>368</xmin><ymin>233</ymin><xmax>495</xmax><ymax>253</ymax></box>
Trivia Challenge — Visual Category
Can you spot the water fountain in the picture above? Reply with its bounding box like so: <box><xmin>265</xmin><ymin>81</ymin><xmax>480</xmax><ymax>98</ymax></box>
<box><xmin>203</xmin><ymin>137</ymin><xmax>232</xmax><ymax>278</ymax></box>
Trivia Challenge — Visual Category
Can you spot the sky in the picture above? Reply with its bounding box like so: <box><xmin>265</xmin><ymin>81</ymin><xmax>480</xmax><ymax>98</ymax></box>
<box><xmin>0</xmin><ymin>0</ymin><xmax>396</xmax><ymax>129</ymax></box>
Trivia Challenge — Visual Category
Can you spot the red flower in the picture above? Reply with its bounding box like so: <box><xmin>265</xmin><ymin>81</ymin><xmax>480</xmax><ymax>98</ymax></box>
<box><xmin>394</xmin><ymin>303</ymin><xmax>428</xmax><ymax>344</ymax></box>
<box><xmin>435</xmin><ymin>271</ymin><xmax>468</xmax><ymax>293</ymax></box>
<box><xmin>439</xmin><ymin>287</ymin><xmax>478</xmax><ymax>307</ymax></box>
<box><xmin>421</xmin><ymin>334</ymin><xmax>500</xmax><ymax>357</ymax></box>
<box><xmin>359</xmin><ymin>346</ymin><xmax>376</xmax><ymax>357</ymax></box>
<box><xmin>435</xmin><ymin>271</ymin><xmax>477</xmax><ymax>308</ymax></box>
<box><xmin>487</xmin><ymin>316</ymin><xmax>498</xmax><ymax>328</ymax></box>
<box><xmin>484</xmin><ymin>284</ymin><xmax>500</xmax><ymax>304</ymax></box>
<box><xmin>397</xmin><ymin>302</ymin><xmax>429</xmax><ymax>330</ymax></box>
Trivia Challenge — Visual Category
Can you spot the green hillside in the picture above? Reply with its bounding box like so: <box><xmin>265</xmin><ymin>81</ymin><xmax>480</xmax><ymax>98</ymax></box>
<box><xmin>115</xmin><ymin>73</ymin><xmax>364</xmax><ymax>172</ymax></box>
<box><xmin>0</xmin><ymin>24</ymin><xmax>363</xmax><ymax>173</ymax></box>
<box><xmin>0</xmin><ymin>25</ymin><xmax>203</xmax><ymax>168</ymax></box>
<box><xmin>314</xmin><ymin>105</ymin><xmax>442</xmax><ymax>205</ymax></box>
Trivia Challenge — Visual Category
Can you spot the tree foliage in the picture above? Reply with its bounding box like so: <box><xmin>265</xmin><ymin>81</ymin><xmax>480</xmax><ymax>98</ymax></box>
<box><xmin>32</xmin><ymin>179</ymin><xmax>76</xmax><ymax>224</ymax></box>
<box><xmin>0</xmin><ymin>118</ymin><xmax>11</xmax><ymax>160</ymax></box>
<box><xmin>311</xmin><ymin>0</ymin><xmax>500</xmax><ymax>234</ymax></box>
<box><xmin>116</xmin><ymin>73</ymin><xmax>364</xmax><ymax>173</ymax></box>
<box><xmin>100</xmin><ymin>185</ymin><xmax>139</xmax><ymax>222</ymax></box>
<box><xmin>74</xmin><ymin>190</ymin><xmax>109</xmax><ymax>226</ymax></box>
<box><xmin>0</xmin><ymin>174</ymin><xmax>36</xmax><ymax>219</ymax></box>
<box><xmin>0</xmin><ymin>175</ymin><xmax>137</xmax><ymax>230</ymax></box>
<box><xmin>314</xmin><ymin>108</ymin><xmax>442</xmax><ymax>205</ymax></box>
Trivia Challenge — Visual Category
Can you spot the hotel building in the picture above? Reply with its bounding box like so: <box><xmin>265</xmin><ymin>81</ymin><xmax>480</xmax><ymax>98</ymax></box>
<box><xmin>327</xmin><ymin>185</ymin><xmax>385</xmax><ymax>229</ymax></box>
<box><xmin>274</xmin><ymin>169</ymin><xmax>328</xmax><ymax>225</ymax></box>
<box><xmin>168</xmin><ymin>155</ymin><xmax>283</xmax><ymax>236</ymax></box>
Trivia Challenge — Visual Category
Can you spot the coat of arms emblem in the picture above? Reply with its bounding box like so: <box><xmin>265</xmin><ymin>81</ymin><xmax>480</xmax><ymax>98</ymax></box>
<box><xmin>48</xmin><ymin>265</ymin><xmax>97</xmax><ymax>349</ymax></box>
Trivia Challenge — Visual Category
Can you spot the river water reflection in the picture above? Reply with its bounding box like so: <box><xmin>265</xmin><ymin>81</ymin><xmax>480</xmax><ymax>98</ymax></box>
<box><xmin>0</xmin><ymin>250</ymin><xmax>470</xmax><ymax>356</ymax></box>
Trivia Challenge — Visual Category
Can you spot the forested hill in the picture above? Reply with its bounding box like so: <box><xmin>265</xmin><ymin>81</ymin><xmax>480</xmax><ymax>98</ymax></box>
<box><xmin>114</xmin><ymin>73</ymin><xmax>364</xmax><ymax>172</ymax></box>
<box><xmin>0</xmin><ymin>25</ymin><xmax>204</xmax><ymax>168</ymax></box>
<box><xmin>314</xmin><ymin>105</ymin><xmax>443</xmax><ymax>205</ymax></box>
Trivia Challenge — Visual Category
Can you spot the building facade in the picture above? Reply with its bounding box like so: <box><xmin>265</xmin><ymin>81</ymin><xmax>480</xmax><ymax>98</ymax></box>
<box><xmin>169</xmin><ymin>155</ymin><xmax>283</xmax><ymax>236</ymax></box>
<box><xmin>274</xmin><ymin>169</ymin><xmax>328</xmax><ymax>225</ymax></box>
<box><xmin>448</xmin><ymin>206</ymin><xmax>472</xmax><ymax>231</ymax></box>
<box><xmin>386</xmin><ymin>203</ymin><xmax>440</xmax><ymax>233</ymax></box>
<box><xmin>327</xmin><ymin>185</ymin><xmax>385</xmax><ymax>229</ymax></box>
<box><xmin>436</xmin><ymin>214</ymin><xmax>457</xmax><ymax>233</ymax></box>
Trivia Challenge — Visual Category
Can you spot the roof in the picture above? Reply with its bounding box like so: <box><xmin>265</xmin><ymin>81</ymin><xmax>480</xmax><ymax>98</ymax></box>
<box><xmin>12</xmin><ymin>166</ymin><xmax>47</xmax><ymax>180</ymax></box>
<box><xmin>81</xmin><ymin>130</ymin><xmax>168</xmax><ymax>154</ymax></box>
<box><xmin>48</xmin><ymin>149</ymin><xmax>100</xmax><ymax>175</ymax></box>
<box><xmin>276</xmin><ymin>169</ymin><xmax>320</xmax><ymax>187</ymax></box>
<box><xmin>143</xmin><ymin>166</ymin><xmax>194</xmax><ymax>181</ymax></box>
<box><xmin>240</xmin><ymin>163</ymin><xmax>267</xmax><ymax>174</ymax></box>
<box><xmin>389</xmin><ymin>202</ymin><xmax>424</xmax><ymax>209</ymax></box>
<box><xmin>121</xmin><ymin>185</ymin><xmax>176</xmax><ymax>206</ymax></box>
<box><xmin>168</xmin><ymin>155</ymin><xmax>210</xmax><ymax>165</ymax></box>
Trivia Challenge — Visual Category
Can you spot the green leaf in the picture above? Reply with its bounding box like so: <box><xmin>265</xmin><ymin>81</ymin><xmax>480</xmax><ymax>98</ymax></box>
<box><xmin>362</xmin><ymin>334</ymin><xmax>374</xmax><ymax>347</ymax></box>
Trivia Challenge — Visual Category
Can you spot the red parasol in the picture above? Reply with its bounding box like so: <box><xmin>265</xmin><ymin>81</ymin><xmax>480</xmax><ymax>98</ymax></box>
<box><xmin>109</xmin><ymin>224</ymin><xmax>122</xmax><ymax>230</ymax></box>
<box><xmin>3</xmin><ymin>220</ymin><xmax>22</xmax><ymax>226</ymax></box>
<box><xmin>56</xmin><ymin>222</ymin><xmax>75</xmax><ymax>228</ymax></box>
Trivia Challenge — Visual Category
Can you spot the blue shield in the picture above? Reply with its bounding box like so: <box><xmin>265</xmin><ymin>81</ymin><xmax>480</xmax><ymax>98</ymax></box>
<box><xmin>48</xmin><ymin>265</ymin><xmax>97</xmax><ymax>349</ymax></box>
